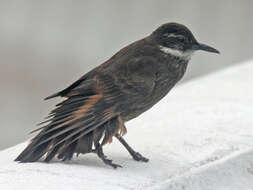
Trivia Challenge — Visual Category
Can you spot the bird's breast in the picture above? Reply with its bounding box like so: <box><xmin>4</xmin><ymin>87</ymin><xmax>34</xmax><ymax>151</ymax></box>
<box><xmin>122</xmin><ymin>59</ymin><xmax>188</xmax><ymax>121</ymax></box>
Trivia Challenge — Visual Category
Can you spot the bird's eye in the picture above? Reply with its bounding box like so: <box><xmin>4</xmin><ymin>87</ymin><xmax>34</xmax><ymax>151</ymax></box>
<box><xmin>177</xmin><ymin>36</ymin><xmax>186</xmax><ymax>43</ymax></box>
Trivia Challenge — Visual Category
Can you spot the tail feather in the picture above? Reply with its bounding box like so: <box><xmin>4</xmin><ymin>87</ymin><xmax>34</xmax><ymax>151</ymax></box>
<box><xmin>15</xmin><ymin>116</ymin><xmax>127</xmax><ymax>163</ymax></box>
<box><xmin>15</xmin><ymin>135</ymin><xmax>52</xmax><ymax>162</ymax></box>
<box><xmin>15</xmin><ymin>92</ymin><xmax>128</xmax><ymax>163</ymax></box>
<box><xmin>22</xmin><ymin>142</ymin><xmax>51</xmax><ymax>162</ymax></box>
<box><xmin>57</xmin><ymin>140</ymin><xmax>77</xmax><ymax>161</ymax></box>
<box><xmin>44</xmin><ymin>143</ymin><xmax>61</xmax><ymax>162</ymax></box>
<box><xmin>75</xmin><ymin>133</ymin><xmax>93</xmax><ymax>154</ymax></box>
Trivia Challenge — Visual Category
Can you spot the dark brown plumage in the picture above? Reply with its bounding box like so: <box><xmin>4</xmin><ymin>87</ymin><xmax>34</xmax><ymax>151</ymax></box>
<box><xmin>15</xmin><ymin>22</ymin><xmax>219</xmax><ymax>168</ymax></box>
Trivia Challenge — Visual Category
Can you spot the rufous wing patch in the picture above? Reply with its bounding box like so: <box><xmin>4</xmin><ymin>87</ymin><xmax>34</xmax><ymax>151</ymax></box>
<box><xmin>73</xmin><ymin>94</ymin><xmax>102</xmax><ymax>119</ymax></box>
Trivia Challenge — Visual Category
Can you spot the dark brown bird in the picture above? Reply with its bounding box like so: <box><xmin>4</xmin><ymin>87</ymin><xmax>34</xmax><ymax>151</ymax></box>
<box><xmin>15</xmin><ymin>22</ymin><xmax>219</xmax><ymax>168</ymax></box>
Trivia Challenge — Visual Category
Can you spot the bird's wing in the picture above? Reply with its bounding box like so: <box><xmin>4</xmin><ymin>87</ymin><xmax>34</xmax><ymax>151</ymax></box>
<box><xmin>111</xmin><ymin>56</ymin><xmax>158</xmax><ymax>100</ymax></box>
<box><xmin>44</xmin><ymin>69</ymin><xmax>97</xmax><ymax>100</ymax></box>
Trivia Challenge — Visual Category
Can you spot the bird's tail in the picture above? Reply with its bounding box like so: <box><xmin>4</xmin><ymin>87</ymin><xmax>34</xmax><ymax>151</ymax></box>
<box><xmin>15</xmin><ymin>95</ymin><xmax>127</xmax><ymax>163</ymax></box>
<box><xmin>15</xmin><ymin>116</ymin><xmax>126</xmax><ymax>163</ymax></box>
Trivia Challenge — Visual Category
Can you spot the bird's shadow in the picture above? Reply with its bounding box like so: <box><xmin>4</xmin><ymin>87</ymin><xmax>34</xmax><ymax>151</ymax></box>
<box><xmin>37</xmin><ymin>153</ymin><xmax>134</xmax><ymax>170</ymax></box>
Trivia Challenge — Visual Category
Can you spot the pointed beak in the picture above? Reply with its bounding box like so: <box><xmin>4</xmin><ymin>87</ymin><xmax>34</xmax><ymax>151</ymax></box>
<box><xmin>191</xmin><ymin>43</ymin><xmax>220</xmax><ymax>54</ymax></box>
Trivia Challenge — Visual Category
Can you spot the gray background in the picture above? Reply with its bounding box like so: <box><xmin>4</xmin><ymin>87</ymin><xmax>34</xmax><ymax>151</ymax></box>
<box><xmin>1</xmin><ymin>0</ymin><xmax>253</xmax><ymax>150</ymax></box>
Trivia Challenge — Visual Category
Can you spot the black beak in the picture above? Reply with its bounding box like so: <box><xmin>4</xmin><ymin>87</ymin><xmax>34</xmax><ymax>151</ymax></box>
<box><xmin>191</xmin><ymin>43</ymin><xmax>220</xmax><ymax>54</ymax></box>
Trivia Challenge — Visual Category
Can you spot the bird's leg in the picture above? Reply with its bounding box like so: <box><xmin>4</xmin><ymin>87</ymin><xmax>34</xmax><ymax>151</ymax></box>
<box><xmin>115</xmin><ymin>134</ymin><xmax>149</xmax><ymax>162</ymax></box>
<box><xmin>94</xmin><ymin>142</ymin><xmax>122</xmax><ymax>169</ymax></box>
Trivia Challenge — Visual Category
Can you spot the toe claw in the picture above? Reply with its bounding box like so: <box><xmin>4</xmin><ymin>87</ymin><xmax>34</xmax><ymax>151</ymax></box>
<box><xmin>132</xmin><ymin>152</ymin><xmax>149</xmax><ymax>162</ymax></box>
<box><xmin>112</xmin><ymin>163</ymin><xmax>123</xmax><ymax>169</ymax></box>
<box><xmin>103</xmin><ymin>158</ymin><xmax>122</xmax><ymax>169</ymax></box>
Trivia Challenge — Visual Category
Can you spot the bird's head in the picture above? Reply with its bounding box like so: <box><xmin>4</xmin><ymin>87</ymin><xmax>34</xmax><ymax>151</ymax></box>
<box><xmin>152</xmin><ymin>22</ymin><xmax>219</xmax><ymax>60</ymax></box>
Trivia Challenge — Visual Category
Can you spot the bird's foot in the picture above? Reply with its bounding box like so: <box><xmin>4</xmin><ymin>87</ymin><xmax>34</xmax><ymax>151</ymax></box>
<box><xmin>102</xmin><ymin>158</ymin><xmax>122</xmax><ymax>169</ymax></box>
<box><xmin>94</xmin><ymin>144</ymin><xmax>122</xmax><ymax>169</ymax></box>
<box><xmin>131</xmin><ymin>152</ymin><xmax>149</xmax><ymax>162</ymax></box>
<box><xmin>115</xmin><ymin>134</ymin><xmax>149</xmax><ymax>163</ymax></box>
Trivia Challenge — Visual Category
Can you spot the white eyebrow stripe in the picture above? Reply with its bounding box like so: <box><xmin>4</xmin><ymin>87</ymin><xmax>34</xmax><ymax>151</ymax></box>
<box><xmin>164</xmin><ymin>33</ymin><xmax>185</xmax><ymax>39</ymax></box>
<box><xmin>159</xmin><ymin>45</ymin><xmax>193</xmax><ymax>61</ymax></box>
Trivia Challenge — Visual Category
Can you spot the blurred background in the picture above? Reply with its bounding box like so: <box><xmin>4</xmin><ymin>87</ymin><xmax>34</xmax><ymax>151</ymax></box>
<box><xmin>1</xmin><ymin>0</ymin><xmax>253</xmax><ymax>150</ymax></box>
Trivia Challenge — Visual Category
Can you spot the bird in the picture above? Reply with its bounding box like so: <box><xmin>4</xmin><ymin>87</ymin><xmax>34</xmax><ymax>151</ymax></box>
<box><xmin>15</xmin><ymin>22</ymin><xmax>219</xmax><ymax>168</ymax></box>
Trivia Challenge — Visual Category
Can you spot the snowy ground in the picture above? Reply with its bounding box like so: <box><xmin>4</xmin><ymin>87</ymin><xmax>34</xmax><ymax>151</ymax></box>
<box><xmin>0</xmin><ymin>61</ymin><xmax>253</xmax><ymax>190</ymax></box>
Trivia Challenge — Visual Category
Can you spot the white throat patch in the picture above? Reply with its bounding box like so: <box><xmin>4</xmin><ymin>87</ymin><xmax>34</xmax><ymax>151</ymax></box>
<box><xmin>159</xmin><ymin>45</ymin><xmax>193</xmax><ymax>61</ymax></box>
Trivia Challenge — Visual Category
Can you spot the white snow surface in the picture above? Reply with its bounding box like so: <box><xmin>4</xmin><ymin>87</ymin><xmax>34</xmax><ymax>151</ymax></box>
<box><xmin>1</xmin><ymin>61</ymin><xmax>253</xmax><ymax>190</ymax></box>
